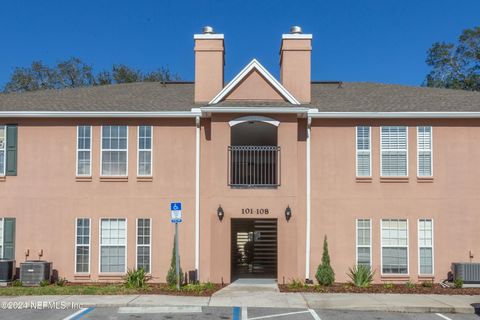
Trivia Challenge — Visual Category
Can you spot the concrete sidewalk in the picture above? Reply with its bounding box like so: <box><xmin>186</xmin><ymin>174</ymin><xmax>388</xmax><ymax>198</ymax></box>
<box><xmin>0</xmin><ymin>291</ymin><xmax>479</xmax><ymax>314</ymax></box>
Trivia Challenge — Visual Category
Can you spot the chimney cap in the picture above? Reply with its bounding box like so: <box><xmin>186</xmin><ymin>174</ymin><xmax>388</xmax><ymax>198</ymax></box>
<box><xmin>202</xmin><ymin>26</ymin><xmax>215</xmax><ymax>34</ymax></box>
<box><xmin>290</xmin><ymin>26</ymin><xmax>302</xmax><ymax>34</ymax></box>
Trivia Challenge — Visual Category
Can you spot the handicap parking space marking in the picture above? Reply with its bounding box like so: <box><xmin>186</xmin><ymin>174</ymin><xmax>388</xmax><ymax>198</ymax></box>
<box><xmin>62</xmin><ymin>307</ymin><xmax>94</xmax><ymax>320</ymax></box>
<box><xmin>308</xmin><ymin>309</ymin><xmax>322</xmax><ymax>320</ymax></box>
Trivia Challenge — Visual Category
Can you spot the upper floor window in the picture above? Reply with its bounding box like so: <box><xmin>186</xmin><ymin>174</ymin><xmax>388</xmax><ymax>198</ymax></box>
<box><xmin>356</xmin><ymin>126</ymin><xmax>371</xmax><ymax>177</ymax></box>
<box><xmin>417</xmin><ymin>126</ymin><xmax>432</xmax><ymax>177</ymax></box>
<box><xmin>101</xmin><ymin>126</ymin><xmax>128</xmax><ymax>176</ymax></box>
<box><xmin>137</xmin><ymin>126</ymin><xmax>152</xmax><ymax>177</ymax></box>
<box><xmin>0</xmin><ymin>126</ymin><xmax>5</xmax><ymax>176</ymax></box>
<box><xmin>76</xmin><ymin>126</ymin><xmax>92</xmax><ymax>176</ymax></box>
<box><xmin>381</xmin><ymin>126</ymin><xmax>408</xmax><ymax>177</ymax></box>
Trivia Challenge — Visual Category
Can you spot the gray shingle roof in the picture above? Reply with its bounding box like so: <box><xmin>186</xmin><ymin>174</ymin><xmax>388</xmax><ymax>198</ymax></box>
<box><xmin>0</xmin><ymin>81</ymin><xmax>479</xmax><ymax>113</ymax></box>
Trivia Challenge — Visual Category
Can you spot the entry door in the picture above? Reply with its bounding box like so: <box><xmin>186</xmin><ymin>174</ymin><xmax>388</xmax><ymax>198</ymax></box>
<box><xmin>231</xmin><ymin>219</ymin><xmax>277</xmax><ymax>279</ymax></box>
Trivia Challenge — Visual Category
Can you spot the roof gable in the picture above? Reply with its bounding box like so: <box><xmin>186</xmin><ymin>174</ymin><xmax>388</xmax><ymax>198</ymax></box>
<box><xmin>209</xmin><ymin>59</ymin><xmax>300</xmax><ymax>105</ymax></box>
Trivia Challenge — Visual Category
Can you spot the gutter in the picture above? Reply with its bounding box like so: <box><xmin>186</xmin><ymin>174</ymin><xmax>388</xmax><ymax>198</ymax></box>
<box><xmin>0</xmin><ymin>111</ymin><xmax>201</xmax><ymax>118</ymax></box>
<box><xmin>308</xmin><ymin>111</ymin><xmax>480</xmax><ymax>119</ymax></box>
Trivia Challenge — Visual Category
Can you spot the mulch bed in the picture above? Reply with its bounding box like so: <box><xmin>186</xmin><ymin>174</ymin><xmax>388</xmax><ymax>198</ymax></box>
<box><xmin>279</xmin><ymin>283</ymin><xmax>480</xmax><ymax>295</ymax></box>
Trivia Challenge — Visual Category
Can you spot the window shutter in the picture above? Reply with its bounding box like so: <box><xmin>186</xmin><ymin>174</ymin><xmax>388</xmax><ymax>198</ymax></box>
<box><xmin>6</xmin><ymin>125</ymin><xmax>17</xmax><ymax>176</ymax></box>
<box><xmin>3</xmin><ymin>218</ymin><xmax>15</xmax><ymax>259</ymax></box>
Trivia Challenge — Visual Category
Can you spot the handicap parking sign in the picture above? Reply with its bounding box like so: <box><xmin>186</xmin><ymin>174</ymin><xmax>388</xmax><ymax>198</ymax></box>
<box><xmin>170</xmin><ymin>202</ymin><xmax>182</xmax><ymax>223</ymax></box>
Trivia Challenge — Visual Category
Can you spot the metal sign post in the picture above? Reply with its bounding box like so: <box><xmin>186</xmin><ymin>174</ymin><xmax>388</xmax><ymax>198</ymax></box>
<box><xmin>171</xmin><ymin>202</ymin><xmax>182</xmax><ymax>290</ymax></box>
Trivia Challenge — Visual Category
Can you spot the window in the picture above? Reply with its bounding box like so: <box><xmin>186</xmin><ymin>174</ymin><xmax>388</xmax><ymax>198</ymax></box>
<box><xmin>381</xmin><ymin>126</ymin><xmax>408</xmax><ymax>177</ymax></box>
<box><xmin>417</xmin><ymin>127</ymin><xmax>432</xmax><ymax>177</ymax></box>
<box><xmin>100</xmin><ymin>218</ymin><xmax>126</xmax><ymax>273</ymax></box>
<box><xmin>381</xmin><ymin>219</ymin><xmax>408</xmax><ymax>274</ymax></box>
<box><xmin>76</xmin><ymin>126</ymin><xmax>92</xmax><ymax>176</ymax></box>
<box><xmin>75</xmin><ymin>218</ymin><xmax>91</xmax><ymax>273</ymax></box>
<box><xmin>356</xmin><ymin>126</ymin><xmax>371</xmax><ymax>177</ymax></box>
<box><xmin>0</xmin><ymin>218</ymin><xmax>3</xmax><ymax>258</ymax></box>
<box><xmin>136</xmin><ymin>218</ymin><xmax>151</xmax><ymax>272</ymax></box>
<box><xmin>137</xmin><ymin>126</ymin><xmax>152</xmax><ymax>176</ymax></box>
<box><xmin>418</xmin><ymin>219</ymin><xmax>434</xmax><ymax>275</ymax></box>
<box><xmin>0</xmin><ymin>126</ymin><xmax>5</xmax><ymax>176</ymax></box>
<box><xmin>356</xmin><ymin>219</ymin><xmax>371</xmax><ymax>268</ymax></box>
<box><xmin>101</xmin><ymin>126</ymin><xmax>128</xmax><ymax>176</ymax></box>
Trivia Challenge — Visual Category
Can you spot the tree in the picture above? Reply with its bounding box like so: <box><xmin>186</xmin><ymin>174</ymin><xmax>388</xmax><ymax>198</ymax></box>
<box><xmin>4</xmin><ymin>61</ymin><xmax>58</xmax><ymax>93</ymax></box>
<box><xmin>315</xmin><ymin>235</ymin><xmax>335</xmax><ymax>286</ymax></box>
<box><xmin>57</xmin><ymin>57</ymin><xmax>95</xmax><ymax>88</ymax></box>
<box><xmin>3</xmin><ymin>59</ymin><xmax>182</xmax><ymax>93</ymax></box>
<box><xmin>166</xmin><ymin>235</ymin><xmax>184</xmax><ymax>287</ymax></box>
<box><xmin>112</xmin><ymin>64</ymin><xmax>142</xmax><ymax>84</ymax></box>
<box><xmin>425</xmin><ymin>26</ymin><xmax>480</xmax><ymax>91</ymax></box>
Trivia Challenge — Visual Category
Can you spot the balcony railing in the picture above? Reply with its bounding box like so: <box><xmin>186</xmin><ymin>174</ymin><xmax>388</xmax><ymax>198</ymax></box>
<box><xmin>228</xmin><ymin>146</ymin><xmax>281</xmax><ymax>188</ymax></box>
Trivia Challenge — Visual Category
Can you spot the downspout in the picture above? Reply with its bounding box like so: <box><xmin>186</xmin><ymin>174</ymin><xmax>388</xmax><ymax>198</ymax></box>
<box><xmin>195</xmin><ymin>116</ymin><xmax>201</xmax><ymax>279</ymax></box>
<box><xmin>305</xmin><ymin>116</ymin><xmax>312</xmax><ymax>280</ymax></box>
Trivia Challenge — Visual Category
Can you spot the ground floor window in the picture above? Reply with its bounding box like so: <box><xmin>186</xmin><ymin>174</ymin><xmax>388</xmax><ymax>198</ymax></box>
<box><xmin>418</xmin><ymin>219</ymin><xmax>434</xmax><ymax>275</ymax></box>
<box><xmin>381</xmin><ymin>219</ymin><xmax>408</xmax><ymax>274</ymax></box>
<box><xmin>136</xmin><ymin>218</ymin><xmax>151</xmax><ymax>272</ymax></box>
<box><xmin>0</xmin><ymin>218</ymin><xmax>3</xmax><ymax>258</ymax></box>
<box><xmin>75</xmin><ymin>218</ymin><xmax>90</xmax><ymax>273</ymax></box>
<box><xmin>356</xmin><ymin>219</ymin><xmax>371</xmax><ymax>268</ymax></box>
<box><xmin>100</xmin><ymin>218</ymin><xmax>126</xmax><ymax>273</ymax></box>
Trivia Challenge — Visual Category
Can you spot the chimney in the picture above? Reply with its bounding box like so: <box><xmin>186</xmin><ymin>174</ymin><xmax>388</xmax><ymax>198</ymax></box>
<box><xmin>280</xmin><ymin>26</ymin><xmax>312</xmax><ymax>104</ymax></box>
<box><xmin>194</xmin><ymin>26</ymin><xmax>225</xmax><ymax>103</ymax></box>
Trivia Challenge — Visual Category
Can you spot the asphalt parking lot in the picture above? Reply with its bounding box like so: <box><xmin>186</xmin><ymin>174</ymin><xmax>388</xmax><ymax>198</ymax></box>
<box><xmin>1</xmin><ymin>306</ymin><xmax>479</xmax><ymax>320</ymax></box>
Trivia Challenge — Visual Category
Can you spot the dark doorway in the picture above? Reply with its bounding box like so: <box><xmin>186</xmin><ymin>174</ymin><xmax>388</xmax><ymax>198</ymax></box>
<box><xmin>231</xmin><ymin>219</ymin><xmax>277</xmax><ymax>280</ymax></box>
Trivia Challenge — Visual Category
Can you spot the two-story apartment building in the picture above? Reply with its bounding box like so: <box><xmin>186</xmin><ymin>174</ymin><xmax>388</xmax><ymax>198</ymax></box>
<box><xmin>1</xmin><ymin>26</ymin><xmax>480</xmax><ymax>284</ymax></box>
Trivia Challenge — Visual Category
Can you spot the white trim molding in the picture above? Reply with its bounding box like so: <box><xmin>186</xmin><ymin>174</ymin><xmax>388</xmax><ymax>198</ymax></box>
<box><xmin>305</xmin><ymin>116</ymin><xmax>312</xmax><ymax>280</ymax></box>
<box><xmin>208</xmin><ymin>59</ymin><xmax>300</xmax><ymax>105</ymax></box>
<box><xmin>308</xmin><ymin>111</ymin><xmax>480</xmax><ymax>119</ymax></box>
<box><xmin>228</xmin><ymin>115</ymin><xmax>280</xmax><ymax>127</ymax></box>
<box><xmin>0</xmin><ymin>111</ymin><xmax>201</xmax><ymax>118</ymax></box>
<box><xmin>193</xmin><ymin>34</ymin><xmax>224</xmax><ymax>40</ymax></box>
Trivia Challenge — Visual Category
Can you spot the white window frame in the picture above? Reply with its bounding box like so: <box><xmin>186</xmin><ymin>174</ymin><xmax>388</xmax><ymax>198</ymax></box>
<box><xmin>74</xmin><ymin>218</ymin><xmax>91</xmax><ymax>274</ymax></box>
<box><xmin>136</xmin><ymin>218</ymin><xmax>152</xmax><ymax>273</ymax></box>
<box><xmin>99</xmin><ymin>218</ymin><xmax>127</xmax><ymax>274</ymax></box>
<box><xmin>355</xmin><ymin>219</ymin><xmax>372</xmax><ymax>268</ymax></box>
<box><xmin>137</xmin><ymin>126</ymin><xmax>153</xmax><ymax>177</ymax></box>
<box><xmin>0</xmin><ymin>125</ymin><xmax>6</xmax><ymax>177</ymax></box>
<box><xmin>356</xmin><ymin>126</ymin><xmax>372</xmax><ymax>177</ymax></box>
<box><xmin>76</xmin><ymin>126</ymin><xmax>92</xmax><ymax>177</ymax></box>
<box><xmin>380</xmin><ymin>126</ymin><xmax>409</xmax><ymax>177</ymax></box>
<box><xmin>418</xmin><ymin>218</ymin><xmax>434</xmax><ymax>276</ymax></box>
<box><xmin>100</xmin><ymin>126</ymin><xmax>129</xmax><ymax>177</ymax></box>
<box><xmin>380</xmin><ymin>218</ymin><xmax>409</xmax><ymax>276</ymax></box>
<box><xmin>417</xmin><ymin>126</ymin><xmax>433</xmax><ymax>177</ymax></box>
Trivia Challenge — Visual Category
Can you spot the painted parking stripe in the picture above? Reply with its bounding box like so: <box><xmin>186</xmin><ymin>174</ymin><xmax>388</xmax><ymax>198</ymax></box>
<box><xmin>233</xmin><ymin>306</ymin><xmax>241</xmax><ymax>320</ymax></box>
<box><xmin>436</xmin><ymin>313</ymin><xmax>453</xmax><ymax>320</ymax></box>
<box><xmin>118</xmin><ymin>306</ymin><xmax>202</xmax><ymax>314</ymax></box>
<box><xmin>248</xmin><ymin>310</ymin><xmax>310</xmax><ymax>320</ymax></box>
<box><xmin>308</xmin><ymin>309</ymin><xmax>322</xmax><ymax>320</ymax></box>
<box><xmin>63</xmin><ymin>307</ymin><xmax>94</xmax><ymax>320</ymax></box>
<box><xmin>242</xmin><ymin>307</ymin><xmax>248</xmax><ymax>320</ymax></box>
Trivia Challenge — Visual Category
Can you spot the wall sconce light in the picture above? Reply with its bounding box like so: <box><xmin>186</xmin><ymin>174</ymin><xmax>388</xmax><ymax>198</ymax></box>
<box><xmin>285</xmin><ymin>205</ymin><xmax>292</xmax><ymax>222</ymax></box>
<box><xmin>217</xmin><ymin>205</ymin><xmax>224</xmax><ymax>222</ymax></box>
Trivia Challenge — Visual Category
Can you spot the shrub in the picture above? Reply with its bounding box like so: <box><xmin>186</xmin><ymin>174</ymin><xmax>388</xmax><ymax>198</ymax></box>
<box><xmin>405</xmin><ymin>280</ymin><xmax>415</xmax><ymax>289</ymax></box>
<box><xmin>39</xmin><ymin>280</ymin><xmax>50</xmax><ymax>287</ymax></box>
<box><xmin>454</xmin><ymin>278</ymin><xmax>464</xmax><ymax>289</ymax></box>
<box><xmin>166</xmin><ymin>236</ymin><xmax>184</xmax><ymax>287</ymax></box>
<box><xmin>421</xmin><ymin>280</ymin><xmax>433</xmax><ymax>288</ymax></box>
<box><xmin>383</xmin><ymin>282</ymin><xmax>394</xmax><ymax>289</ymax></box>
<box><xmin>181</xmin><ymin>282</ymin><xmax>215</xmax><ymax>293</ymax></box>
<box><xmin>288</xmin><ymin>278</ymin><xmax>306</xmax><ymax>290</ymax></box>
<box><xmin>315</xmin><ymin>235</ymin><xmax>335</xmax><ymax>286</ymax></box>
<box><xmin>12</xmin><ymin>279</ymin><xmax>22</xmax><ymax>287</ymax></box>
<box><xmin>347</xmin><ymin>265</ymin><xmax>374</xmax><ymax>287</ymax></box>
<box><xmin>124</xmin><ymin>268</ymin><xmax>152</xmax><ymax>289</ymax></box>
<box><xmin>55</xmin><ymin>277</ymin><xmax>68</xmax><ymax>287</ymax></box>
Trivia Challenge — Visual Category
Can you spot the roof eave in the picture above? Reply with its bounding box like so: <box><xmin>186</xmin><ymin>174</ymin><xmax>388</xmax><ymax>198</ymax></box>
<box><xmin>308</xmin><ymin>111</ymin><xmax>480</xmax><ymax>118</ymax></box>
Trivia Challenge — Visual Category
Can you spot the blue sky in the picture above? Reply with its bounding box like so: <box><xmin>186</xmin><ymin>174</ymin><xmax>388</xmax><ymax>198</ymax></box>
<box><xmin>0</xmin><ymin>0</ymin><xmax>479</xmax><ymax>88</ymax></box>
